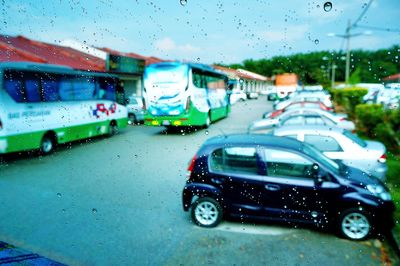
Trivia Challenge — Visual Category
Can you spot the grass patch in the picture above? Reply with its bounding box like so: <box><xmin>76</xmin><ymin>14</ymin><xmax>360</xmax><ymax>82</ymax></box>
<box><xmin>386</xmin><ymin>154</ymin><xmax>400</xmax><ymax>239</ymax></box>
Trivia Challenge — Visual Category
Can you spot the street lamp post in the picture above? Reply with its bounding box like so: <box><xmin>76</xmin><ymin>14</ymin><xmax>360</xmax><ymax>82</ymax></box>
<box><xmin>327</xmin><ymin>21</ymin><xmax>371</xmax><ymax>84</ymax></box>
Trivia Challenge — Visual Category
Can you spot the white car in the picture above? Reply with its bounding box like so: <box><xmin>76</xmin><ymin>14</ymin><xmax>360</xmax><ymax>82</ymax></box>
<box><xmin>376</xmin><ymin>86</ymin><xmax>400</xmax><ymax>105</ymax></box>
<box><xmin>249</xmin><ymin>108</ymin><xmax>355</xmax><ymax>133</ymax></box>
<box><xmin>273</xmin><ymin>91</ymin><xmax>332</xmax><ymax>110</ymax></box>
<box><xmin>271</xmin><ymin>125</ymin><xmax>388</xmax><ymax>180</ymax></box>
<box><xmin>229</xmin><ymin>88</ymin><xmax>247</xmax><ymax>104</ymax></box>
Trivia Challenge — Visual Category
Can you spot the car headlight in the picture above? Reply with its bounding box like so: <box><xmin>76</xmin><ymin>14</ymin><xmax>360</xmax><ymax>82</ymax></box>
<box><xmin>366</xmin><ymin>184</ymin><xmax>392</xmax><ymax>201</ymax></box>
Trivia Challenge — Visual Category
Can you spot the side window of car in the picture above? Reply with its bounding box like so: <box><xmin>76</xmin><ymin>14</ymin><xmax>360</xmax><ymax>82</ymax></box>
<box><xmin>210</xmin><ymin>147</ymin><xmax>258</xmax><ymax>175</ymax></box>
<box><xmin>304</xmin><ymin>116</ymin><xmax>325</xmax><ymax>125</ymax></box>
<box><xmin>282</xmin><ymin>116</ymin><xmax>304</xmax><ymax>125</ymax></box>
<box><xmin>304</xmin><ymin>135</ymin><xmax>343</xmax><ymax>152</ymax></box>
<box><xmin>263</xmin><ymin>149</ymin><xmax>314</xmax><ymax>179</ymax></box>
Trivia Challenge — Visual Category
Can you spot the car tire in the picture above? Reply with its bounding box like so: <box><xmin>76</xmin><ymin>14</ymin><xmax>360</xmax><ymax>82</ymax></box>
<box><xmin>191</xmin><ymin>197</ymin><xmax>222</xmax><ymax>228</ymax></box>
<box><xmin>128</xmin><ymin>114</ymin><xmax>136</xmax><ymax>125</ymax></box>
<box><xmin>338</xmin><ymin>209</ymin><xmax>372</xmax><ymax>241</ymax></box>
<box><xmin>40</xmin><ymin>134</ymin><xmax>55</xmax><ymax>155</ymax></box>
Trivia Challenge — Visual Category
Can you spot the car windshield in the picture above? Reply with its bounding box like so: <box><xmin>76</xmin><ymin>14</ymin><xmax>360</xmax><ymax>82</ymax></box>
<box><xmin>302</xmin><ymin>142</ymin><xmax>340</xmax><ymax>174</ymax></box>
<box><xmin>343</xmin><ymin>130</ymin><xmax>368</xmax><ymax>147</ymax></box>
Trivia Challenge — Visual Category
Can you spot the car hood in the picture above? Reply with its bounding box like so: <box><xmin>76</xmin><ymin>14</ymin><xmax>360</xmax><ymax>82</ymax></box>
<box><xmin>342</xmin><ymin>165</ymin><xmax>381</xmax><ymax>186</ymax></box>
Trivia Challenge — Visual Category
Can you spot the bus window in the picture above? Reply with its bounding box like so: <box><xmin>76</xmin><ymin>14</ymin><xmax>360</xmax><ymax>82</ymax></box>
<box><xmin>59</xmin><ymin>76</ymin><xmax>74</xmax><ymax>101</ymax></box>
<box><xmin>4</xmin><ymin>76</ymin><xmax>24</xmax><ymax>102</ymax></box>
<box><xmin>97</xmin><ymin>78</ymin><xmax>116</xmax><ymax>101</ymax></box>
<box><xmin>25</xmin><ymin>79</ymin><xmax>41</xmax><ymax>102</ymax></box>
<box><xmin>73</xmin><ymin>76</ymin><xmax>95</xmax><ymax>101</ymax></box>
<box><xmin>41</xmin><ymin>74</ymin><xmax>60</xmax><ymax>102</ymax></box>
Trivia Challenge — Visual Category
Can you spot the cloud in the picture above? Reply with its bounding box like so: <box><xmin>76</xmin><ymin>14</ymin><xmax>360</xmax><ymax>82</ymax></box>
<box><xmin>154</xmin><ymin>37</ymin><xmax>200</xmax><ymax>53</ymax></box>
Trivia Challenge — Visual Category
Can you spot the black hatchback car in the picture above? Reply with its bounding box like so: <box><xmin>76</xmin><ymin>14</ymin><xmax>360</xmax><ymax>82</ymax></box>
<box><xmin>182</xmin><ymin>134</ymin><xmax>395</xmax><ymax>240</ymax></box>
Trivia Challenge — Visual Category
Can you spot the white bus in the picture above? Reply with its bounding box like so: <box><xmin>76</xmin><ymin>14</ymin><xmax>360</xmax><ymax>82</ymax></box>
<box><xmin>0</xmin><ymin>62</ymin><xmax>128</xmax><ymax>155</ymax></box>
<box><xmin>143</xmin><ymin>62</ymin><xmax>230</xmax><ymax>128</ymax></box>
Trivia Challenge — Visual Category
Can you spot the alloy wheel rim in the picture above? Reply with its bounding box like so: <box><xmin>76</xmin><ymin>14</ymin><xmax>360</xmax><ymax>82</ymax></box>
<box><xmin>195</xmin><ymin>201</ymin><xmax>218</xmax><ymax>225</ymax></box>
<box><xmin>341</xmin><ymin>213</ymin><xmax>370</xmax><ymax>239</ymax></box>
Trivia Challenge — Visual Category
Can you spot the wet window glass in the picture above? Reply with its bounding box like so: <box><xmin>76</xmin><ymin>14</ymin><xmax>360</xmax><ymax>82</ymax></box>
<box><xmin>304</xmin><ymin>134</ymin><xmax>343</xmax><ymax>152</ymax></box>
<box><xmin>263</xmin><ymin>149</ymin><xmax>313</xmax><ymax>178</ymax></box>
<box><xmin>210</xmin><ymin>147</ymin><xmax>258</xmax><ymax>174</ymax></box>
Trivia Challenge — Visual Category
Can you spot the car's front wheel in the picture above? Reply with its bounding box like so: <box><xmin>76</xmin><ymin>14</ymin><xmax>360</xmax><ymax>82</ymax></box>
<box><xmin>338</xmin><ymin>209</ymin><xmax>371</xmax><ymax>240</ymax></box>
<box><xmin>191</xmin><ymin>197</ymin><xmax>222</xmax><ymax>228</ymax></box>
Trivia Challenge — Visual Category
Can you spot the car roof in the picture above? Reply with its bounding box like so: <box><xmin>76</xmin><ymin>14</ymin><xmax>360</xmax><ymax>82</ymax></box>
<box><xmin>202</xmin><ymin>134</ymin><xmax>304</xmax><ymax>151</ymax></box>
<box><xmin>273</xmin><ymin>125</ymin><xmax>345</xmax><ymax>135</ymax></box>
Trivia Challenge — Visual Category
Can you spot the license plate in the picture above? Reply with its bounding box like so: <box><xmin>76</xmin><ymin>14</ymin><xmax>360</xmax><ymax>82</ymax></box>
<box><xmin>162</xmin><ymin>120</ymin><xmax>170</xmax><ymax>126</ymax></box>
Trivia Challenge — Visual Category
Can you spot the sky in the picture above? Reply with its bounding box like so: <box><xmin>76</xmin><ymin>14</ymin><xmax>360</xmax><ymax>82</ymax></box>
<box><xmin>1</xmin><ymin>0</ymin><xmax>399</xmax><ymax>64</ymax></box>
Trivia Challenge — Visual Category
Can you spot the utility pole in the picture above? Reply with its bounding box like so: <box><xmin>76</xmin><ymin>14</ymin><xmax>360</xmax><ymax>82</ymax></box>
<box><xmin>331</xmin><ymin>64</ymin><xmax>336</xmax><ymax>88</ymax></box>
<box><xmin>345</xmin><ymin>20</ymin><xmax>351</xmax><ymax>84</ymax></box>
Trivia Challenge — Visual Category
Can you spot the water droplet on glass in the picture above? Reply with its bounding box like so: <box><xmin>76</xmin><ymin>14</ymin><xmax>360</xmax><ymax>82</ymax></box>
<box><xmin>57</xmin><ymin>192</ymin><xmax>62</xmax><ymax>197</ymax></box>
<box><xmin>314</xmin><ymin>39</ymin><xmax>319</xmax><ymax>45</ymax></box>
<box><xmin>205</xmin><ymin>130</ymin><xmax>209</xmax><ymax>135</ymax></box>
<box><xmin>196</xmin><ymin>57</ymin><xmax>200</xmax><ymax>61</ymax></box>
<box><xmin>180</xmin><ymin>0</ymin><xmax>187</xmax><ymax>6</ymax></box>
<box><xmin>323</xmin><ymin>2</ymin><xmax>332</xmax><ymax>12</ymax></box>
<box><xmin>92</xmin><ymin>208</ymin><xmax>98</xmax><ymax>214</ymax></box>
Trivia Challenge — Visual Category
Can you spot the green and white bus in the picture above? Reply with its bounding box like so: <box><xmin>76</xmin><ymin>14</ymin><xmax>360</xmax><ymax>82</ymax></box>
<box><xmin>0</xmin><ymin>62</ymin><xmax>128</xmax><ymax>155</ymax></box>
<box><xmin>143</xmin><ymin>62</ymin><xmax>230</xmax><ymax>128</ymax></box>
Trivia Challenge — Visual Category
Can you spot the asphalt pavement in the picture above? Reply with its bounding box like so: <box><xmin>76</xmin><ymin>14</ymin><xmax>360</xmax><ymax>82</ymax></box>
<box><xmin>0</xmin><ymin>96</ymin><xmax>396</xmax><ymax>265</ymax></box>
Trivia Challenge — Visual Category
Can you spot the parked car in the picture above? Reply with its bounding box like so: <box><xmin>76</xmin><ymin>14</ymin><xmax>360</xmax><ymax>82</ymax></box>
<box><xmin>126</xmin><ymin>95</ymin><xmax>145</xmax><ymax>125</ymax></box>
<box><xmin>273</xmin><ymin>91</ymin><xmax>333</xmax><ymax>110</ymax></box>
<box><xmin>247</xmin><ymin>91</ymin><xmax>259</xmax><ymax>99</ymax></box>
<box><xmin>249</xmin><ymin>108</ymin><xmax>355</xmax><ymax>133</ymax></box>
<box><xmin>376</xmin><ymin>86</ymin><xmax>400</xmax><ymax>105</ymax></box>
<box><xmin>271</xmin><ymin>125</ymin><xmax>388</xmax><ymax>180</ymax></box>
<box><xmin>263</xmin><ymin>101</ymin><xmax>334</xmax><ymax>119</ymax></box>
<box><xmin>182</xmin><ymin>134</ymin><xmax>394</xmax><ymax>240</ymax></box>
<box><xmin>229</xmin><ymin>88</ymin><xmax>247</xmax><ymax>104</ymax></box>
<box><xmin>361</xmin><ymin>84</ymin><xmax>384</xmax><ymax>104</ymax></box>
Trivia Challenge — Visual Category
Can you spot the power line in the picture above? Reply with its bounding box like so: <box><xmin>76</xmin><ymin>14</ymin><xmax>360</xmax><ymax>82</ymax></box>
<box><xmin>356</xmin><ymin>24</ymin><xmax>400</xmax><ymax>33</ymax></box>
<box><xmin>352</xmin><ymin>0</ymin><xmax>374</xmax><ymax>28</ymax></box>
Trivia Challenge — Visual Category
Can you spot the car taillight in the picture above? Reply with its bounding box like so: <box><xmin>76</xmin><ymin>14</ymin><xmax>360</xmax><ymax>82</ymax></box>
<box><xmin>339</xmin><ymin>117</ymin><xmax>346</xmax><ymax>122</ymax></box>
<box><xmin>270</xmin><ymin>110</ymin><xmax>282</xmax><ymax>118</ymax></box>
<box><xmin>186</xmin><ymin>155</ymin><xmax>197</xmax><ymax>178</ymax></box>
<box><xmin>378</xmin><ymin>154</ymin><xmax>387</xmax><ymax>163</ymax></box>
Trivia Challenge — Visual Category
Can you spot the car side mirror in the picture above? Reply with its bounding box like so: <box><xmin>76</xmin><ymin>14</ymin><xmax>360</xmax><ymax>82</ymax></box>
<box><xmin>312</xmin><ymin>163</ymin><xmax>323</xmax><ymax>183</ymax></box>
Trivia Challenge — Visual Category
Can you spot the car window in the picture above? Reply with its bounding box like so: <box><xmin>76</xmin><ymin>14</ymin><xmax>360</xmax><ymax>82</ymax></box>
<box><xmin>282</xmin><ymin>116</ymin><xmax>304</xmax><ymax>125</ymax></box>
<box><xmin>304</xmin><ymin>135</ymin><xmax>343</xmax><ymax>152</ymax></box>
<box><xmin>210</xmin><ymin>147</ymin><xmax>259</xmax><ymax>175</ymax></box>
<box><xmin>304</xmin><ymin>116</ymin><xmax>326</xmax><ymax>125</ymax></box>
<box><xmin>263</xmin><ymin>149</ymin><xmax>313</xmax><ymax>179</ymax></box>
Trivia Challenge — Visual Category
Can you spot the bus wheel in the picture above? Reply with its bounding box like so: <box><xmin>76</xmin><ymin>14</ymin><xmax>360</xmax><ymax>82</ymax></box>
<box><xmin>109</xmin><ymin>121</ymin><xmax>119</xmax><ymax>136</ymax></box>
<box><xmin>40</xmin><ymin>134</ymin><xmax>55</xmax><ymax>155</ymax></box>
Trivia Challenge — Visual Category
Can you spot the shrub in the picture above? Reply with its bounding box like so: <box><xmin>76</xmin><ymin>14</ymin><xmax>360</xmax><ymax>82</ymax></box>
<box><xmin>332</xmin><ymin>87</ymin><xmax>368</xmax><ymax>117</ymax></box>
<box><xmin>355</xmin><ymin>104</ymin><xmax>385</xmax><ymax>138</ymax></box>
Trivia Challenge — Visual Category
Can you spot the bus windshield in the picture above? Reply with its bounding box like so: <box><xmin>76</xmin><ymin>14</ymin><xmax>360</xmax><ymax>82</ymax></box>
<box><xmin>145</xmin><ymin>64</ymin><xmax>188</xmax><ymax>86</ymax></box>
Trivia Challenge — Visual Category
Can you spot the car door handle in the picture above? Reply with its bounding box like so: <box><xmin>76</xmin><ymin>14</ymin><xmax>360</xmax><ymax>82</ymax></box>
<box><xmin>211</xmin><ymin>177</ymin><xmax>225</xmax><ymax>184</ymax></box>
<box><xmin>265</xmin><ymin>184</ymin><xmax>280</xmax><ymax>191</ymax></box>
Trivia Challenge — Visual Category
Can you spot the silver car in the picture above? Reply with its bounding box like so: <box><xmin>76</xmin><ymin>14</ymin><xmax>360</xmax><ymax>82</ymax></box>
<box><xmin>271</xmin><ymin>125</ymin><xmax>388</xmax><ymax>180</ymax></box>
<box><xmin>127</xmin><ymin>95</ymin><xmax>145</xmax><ymax>125</ymax></box>
<box><xmin>273</xmin><ymin>90</ymin><xmax>333</xmax><ymax>110</ymax></box>
<box><xmin>250</xmin><ymin>108</ymin><xmax>355</xmax><ymax>133</ymax></box>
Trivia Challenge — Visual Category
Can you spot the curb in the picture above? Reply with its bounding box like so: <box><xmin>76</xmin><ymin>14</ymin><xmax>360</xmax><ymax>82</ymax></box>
<box><xmin>0</xmin><ymin>241</ymin><xmax>65</xmax><ymax>265</ymax></box>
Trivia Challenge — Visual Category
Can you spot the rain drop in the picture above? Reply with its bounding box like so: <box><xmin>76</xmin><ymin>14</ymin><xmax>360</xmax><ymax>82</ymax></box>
<box><xmin>205</xmin><ymin>130</ymin><xmax>209</xmax><ymax>135</ymax></box>
<box><xmin>323</xmin><ymin>2</ymin><xmax>332</xmax><ymax>12</ymax></box>
<box><xmin>57</xmin><ymin>192</ymin><xmax>62</xmax><ymax>197</ymax></box>
<box><xmin>314</xmin><ymin>39</ymin><xmax>319</xmax><ymax>45</ymax></box>
<box><xmin>196</xmin><ymin>57</ymin><xmax>200</xmax><ymax>61</ymax></box>
<box><xmin>92</xmin><ymin>208</ymin><xmax>98</xmax><ymax>214</ymax></box>
<box><xmin>180</xmin><ymin>0</ymin><xmax>187</xmax><ymax>6</ymax></box>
